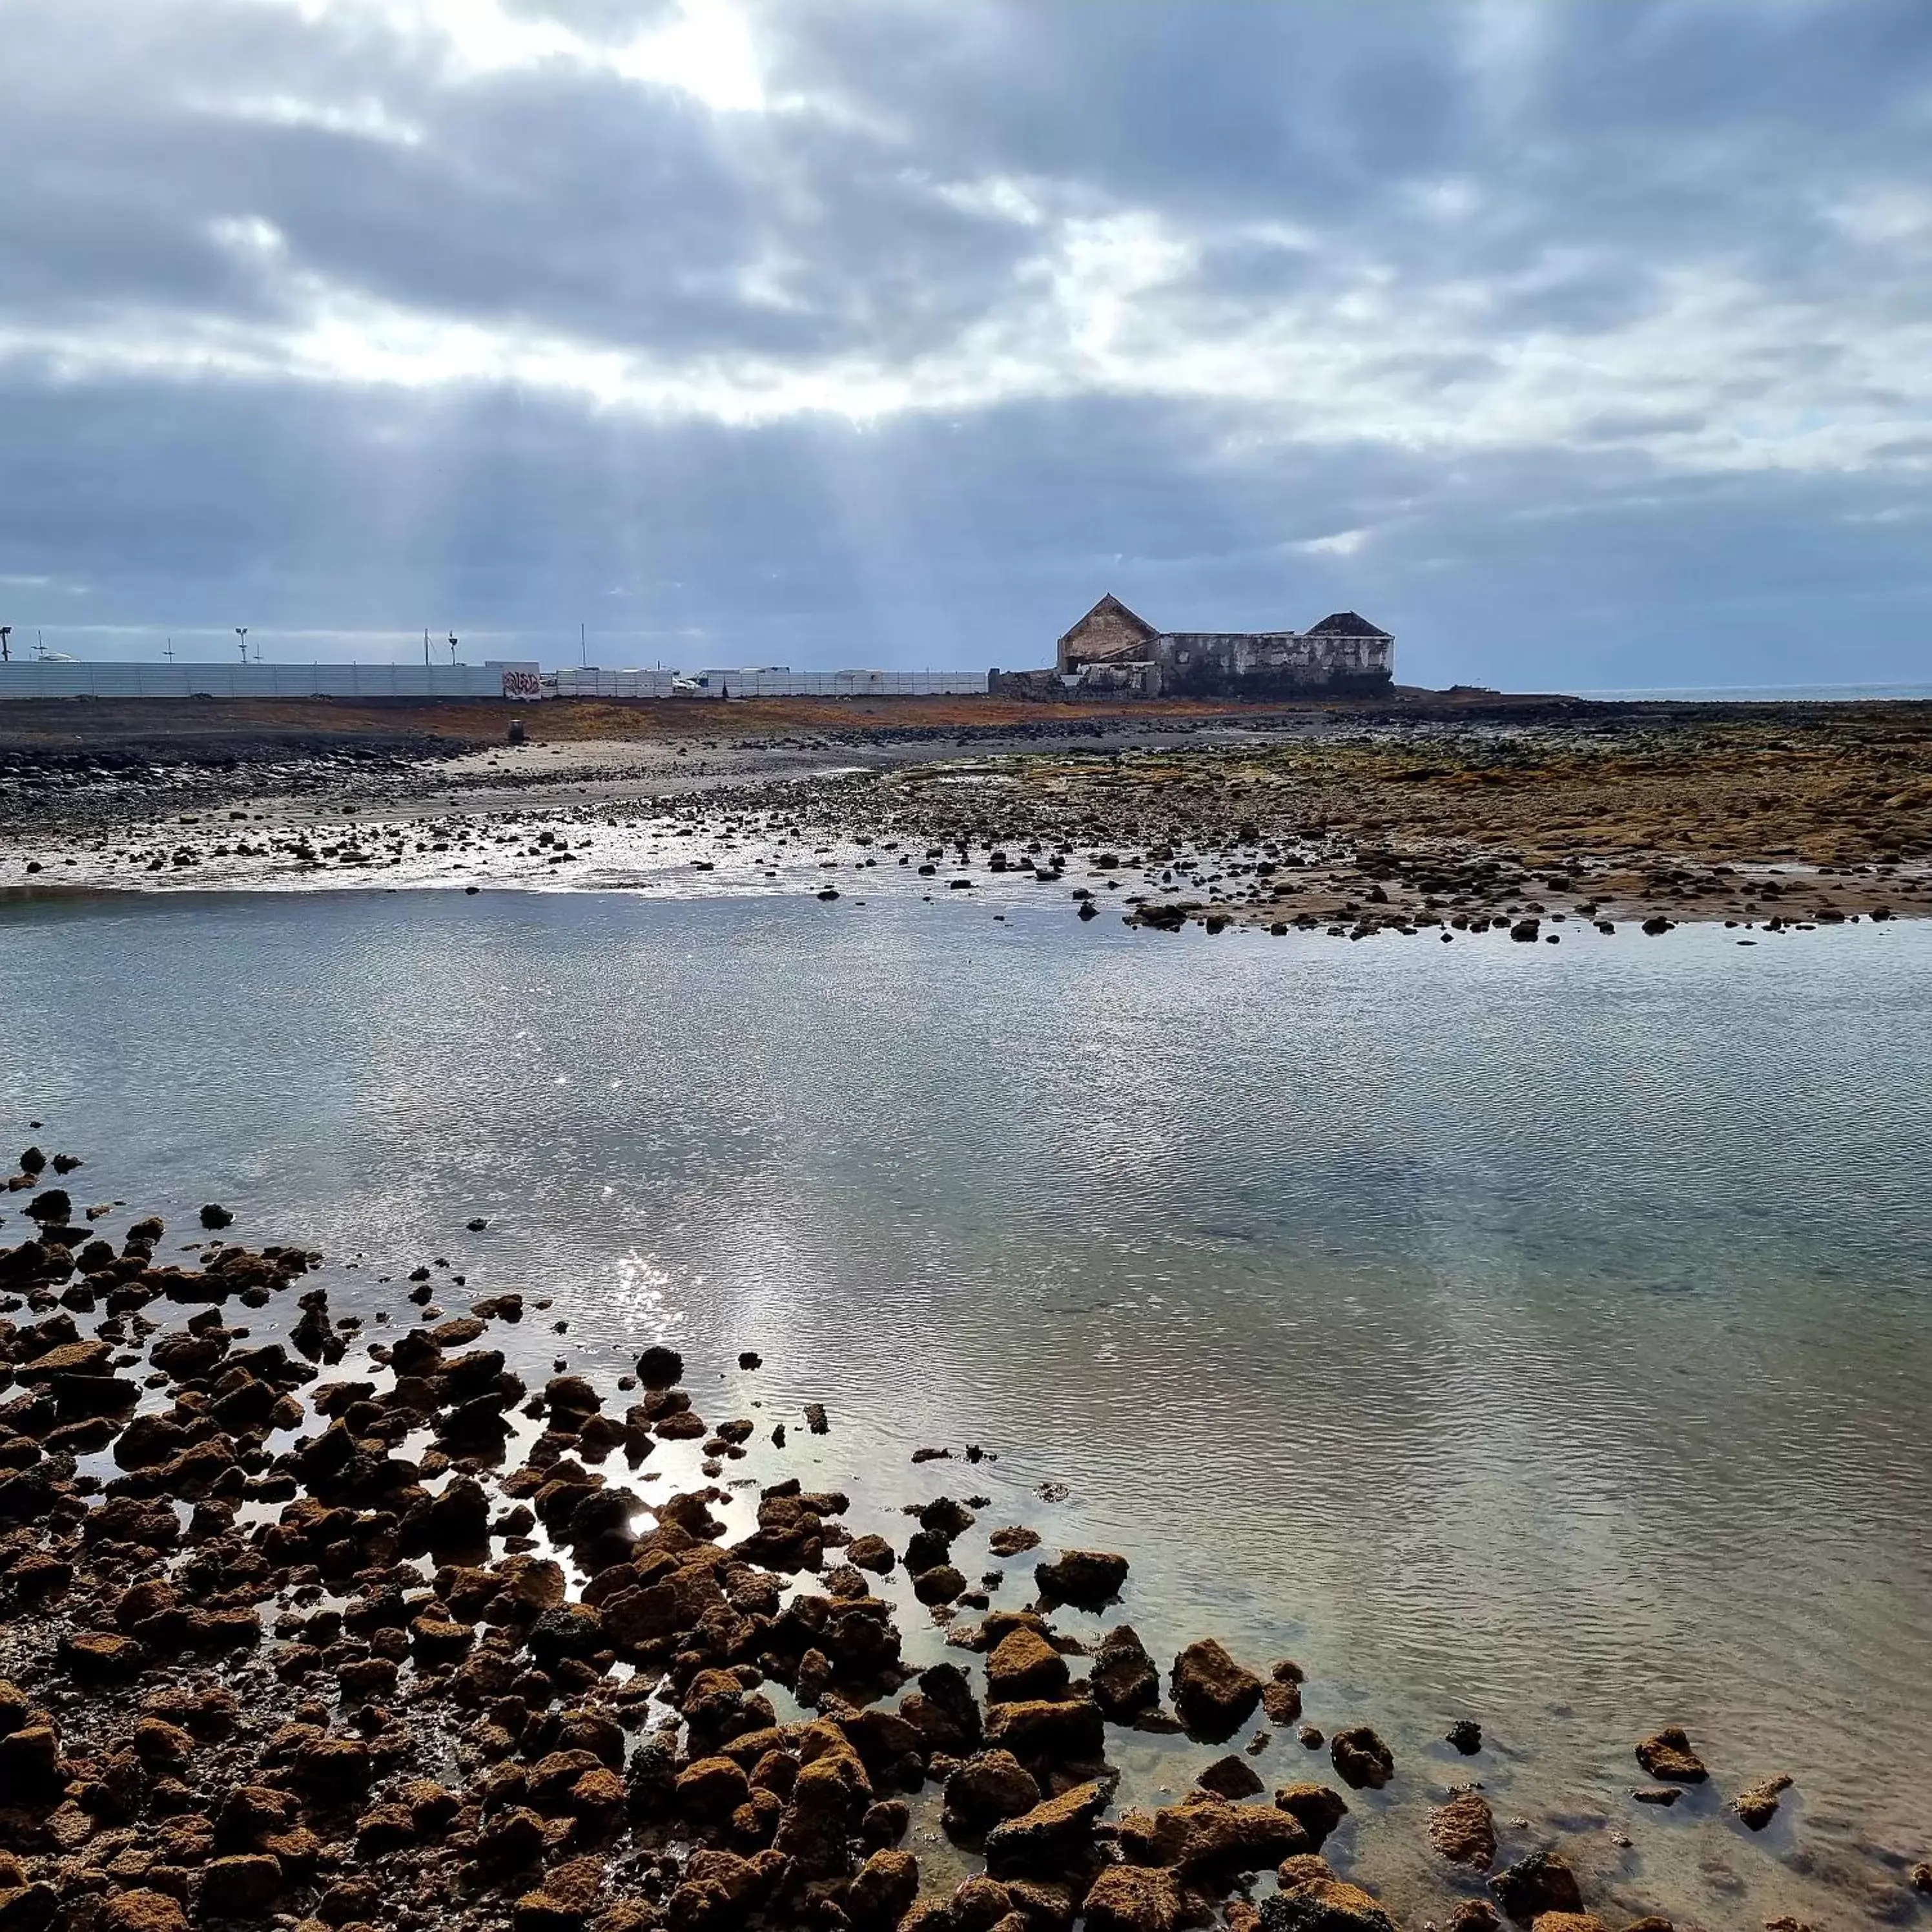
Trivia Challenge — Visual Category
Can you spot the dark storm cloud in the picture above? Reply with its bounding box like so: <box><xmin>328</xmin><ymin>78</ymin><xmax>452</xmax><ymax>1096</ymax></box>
<box><xmin>1</xmin><ymin>0</ymin><xmax>1927</xmax><ymax>683</ymax></box>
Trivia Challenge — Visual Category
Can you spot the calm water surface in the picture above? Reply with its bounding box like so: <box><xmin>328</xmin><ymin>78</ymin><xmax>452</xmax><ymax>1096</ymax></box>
<box><xmin>2</xmin><ymin>891</ymin><xmax>1927</xmax><ymax>1924</ymax></box>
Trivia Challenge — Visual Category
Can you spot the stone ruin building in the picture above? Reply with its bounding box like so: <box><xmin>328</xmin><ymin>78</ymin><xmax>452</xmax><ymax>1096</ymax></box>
<box><xmin>994</xmin><ymin>593</ymin><xmax>1394</xmax><ymax>698</ymax></box>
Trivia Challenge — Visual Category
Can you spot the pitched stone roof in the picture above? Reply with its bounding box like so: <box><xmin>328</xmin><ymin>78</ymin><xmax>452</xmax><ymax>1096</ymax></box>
<box><xmin>1306</xmin><ymin>610</ymin><xmax>1391</xmax><ymax>639</ymax></box>
<box><xmin>1059</xmin><ymin>593</ymin><xmax>1159</xmax><ymax>649</ymax></box>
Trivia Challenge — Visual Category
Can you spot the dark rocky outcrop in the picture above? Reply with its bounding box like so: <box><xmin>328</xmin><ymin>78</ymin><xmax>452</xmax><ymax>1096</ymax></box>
<box><xmin>1033</xmin><ymin>1548</ymin><xmax>1129</xmax><ymax>1608</ymax></box>
<box><xmin>1330</xmin><ymin>1726</ymin><xmax>1394</xmax><ymax>1790</ymax></box>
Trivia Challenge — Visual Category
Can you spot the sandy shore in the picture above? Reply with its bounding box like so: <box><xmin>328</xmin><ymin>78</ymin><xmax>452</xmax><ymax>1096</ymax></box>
<box><xmin>2</xmin><ymin>695</ymin><xmax>1929</xmax><ymax>936</ymax></box>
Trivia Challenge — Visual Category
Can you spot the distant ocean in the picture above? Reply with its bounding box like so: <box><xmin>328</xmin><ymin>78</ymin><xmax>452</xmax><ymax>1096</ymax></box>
<box><xmin>1572</xmin><ymin>681</ymin><xmax>1932</xmax><ymax>701</ymax></box>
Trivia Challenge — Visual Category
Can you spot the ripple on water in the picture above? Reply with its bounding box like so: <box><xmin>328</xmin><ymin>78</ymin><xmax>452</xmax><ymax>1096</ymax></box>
<box><xmin>0</xmin><ymin>890</ymin><xmax>1928</xmax><ymax>1909</ymax></box>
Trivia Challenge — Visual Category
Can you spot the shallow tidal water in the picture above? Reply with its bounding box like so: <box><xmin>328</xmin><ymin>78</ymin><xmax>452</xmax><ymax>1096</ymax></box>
<box><xmin>2</xmin><ymin>889</ymin><xmax>1929</xmax><ymax>1927</ymax></box>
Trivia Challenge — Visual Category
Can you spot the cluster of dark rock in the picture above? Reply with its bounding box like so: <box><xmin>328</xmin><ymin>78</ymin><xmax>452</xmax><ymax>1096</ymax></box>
<box><xmin>0</xmin><ymin>1155</ymin><xmax>1872</xmax><ymax>1932</ymax></box>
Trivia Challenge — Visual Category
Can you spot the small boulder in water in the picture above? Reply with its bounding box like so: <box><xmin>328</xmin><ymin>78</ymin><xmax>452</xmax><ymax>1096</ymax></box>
<box><xmin>1730</xmin><ymin>1773</ymin><xmax>1792</xmax><ymax>1829</ymax></box>
<box><xmin>1330</xmin><ymin>1725</ymin><xmax>1394</xmax><ymax>1790</ymax></box>
<box><xmin>1090</xmin><ymin>1625</ymin><xmax>1161</xmax><ymax>1723</ymax></box>
<box><xmin>1428</xmin><ymin>1789</ymin><xmax>1496</xmax><ymax>1869</ymax></box>
<box><xmin>1197</xmin><ymin>1754</ymin><xmax>1264</xmax><ymax>1800</ymax></box>
<box><xmin>1171</xmin><ymin>1638</ymin><xmax>1264</xmax><ymax>1741</ymax></box>
<box><xmin>1034</xmin><ymin>1548</ymin><xmax>1128</xmax><ymax>1608</ymax></box>
<box><xmin>1634</xmin><ymin>1727</ymin><xmax>1707</xmax><ymax>1782</ymax></box>
<box><xmin>635</xmin><ymin>1346</ymin><xmax>683</xmax><ymax>1388</ymax></box>
<box><xmin>1488</xmin><ymin>1849</ymin><xmax>1582</xmax><ymax>1924</ymax></box>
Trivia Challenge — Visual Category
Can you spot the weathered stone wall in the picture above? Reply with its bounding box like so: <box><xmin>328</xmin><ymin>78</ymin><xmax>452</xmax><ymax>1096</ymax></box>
<box><xmin>1059</xmin><ymin>606</ymin><xmax>1156</xmax><ymax>672</ymax></box>
<box><xmin>1153</xmin><ymin>630</ymin><xmax>1392</xmax><ymax>695</ymax></box>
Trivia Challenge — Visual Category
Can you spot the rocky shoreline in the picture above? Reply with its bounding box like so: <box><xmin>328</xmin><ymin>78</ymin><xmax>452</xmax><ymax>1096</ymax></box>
<box><xmin>3</xmin><ymin>1149</ymin><xmax>1923</xmax><ymax>1932</ymax></box>
<box><xmin>2</xmin><ymin>702</ymin><xmax>1927</xmax><ymax>939</ymax></box>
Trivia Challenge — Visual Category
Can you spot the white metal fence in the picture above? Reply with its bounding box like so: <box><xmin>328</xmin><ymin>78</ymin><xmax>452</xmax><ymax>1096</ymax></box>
<box><xmin>0</xmin><ymin>661</ymin><xmax>539</xmax><ymax>701</ymax></box>
<box><xmin>0</xmin><ymin>661</ymin><xmax>990</xmax><ymax>703</ymax></box>
<box><xmin>553</xmin><ymin>668</ymin><xmax>989</xmax><ymax>699</ymax></box>
<box><xmin>551</xmin><ymin>668</ymin><xmax>681</xmax><ymax>699</ymax></box>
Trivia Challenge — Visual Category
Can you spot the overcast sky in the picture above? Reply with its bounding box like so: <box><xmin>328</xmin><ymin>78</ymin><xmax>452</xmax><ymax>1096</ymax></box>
<box><xmin>3</xmin><ymin>0</ymin><xmax>1929</xmax><ymax>687</ymax></box>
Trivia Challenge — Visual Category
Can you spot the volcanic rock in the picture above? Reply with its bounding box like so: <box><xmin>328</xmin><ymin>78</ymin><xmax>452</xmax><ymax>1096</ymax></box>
<box><xmin>1273</xmin><ymin>1784</ymin><xmax>1348</xmax><ymax>1849</ymax></box>
<box><xmin>942</xmin><ymin>1751</ymin><xmax>1041</xmax><ymax>1838</ymax></box>
<box><xmin>1329</xmin><ymin>1727</ymin><xmax>1393</xmax><ymax>1791</ymax></box>
<box><xmin>1034</xmin><ymin>1548</ymin><xmax>1129</xmax><ymax>1608</ymax></box>
<box><xmin>198</xmin><ymin>1854</ymin><xmax>283</xmax><ymax>1915</ymax></box>
<box><xmin>913</xmin><ymin>1564</ymin><xmax>968</xmax><ymax>1605</ymax></box>
<box><xmin>984</xmin><ymin>1779</ymin><xmax>1111</xmax><ymax>1877</ymax></box>
<box><xmin>1090</xmin><ymin>1625</ymin><xmax>1161</xmax><ymax>1723</ymax></box>
<box><xmin>1730</xmin><ymin>1774</ymin><xmax>1792</xmax><ymax>1829</ymax></box>
<box><xmin>1262</xmin><ymin>1680</ymin><xmax>1303</xmax><ymax>1726</ymax></box>
<box><xmin>983</xmin><ymin>1696</ymin><xmax>1104</xmax><ymax>1773</ymax></box>
<box><xmin>1197</xmin><ymin>1754</ymin><xmax>1266</xmax><ymax>1800</ymax></box>
<box><xmin>1634</xmin><ymin>1728</ymin><xmax>1707</xmax><ymax>1782</ymax></box>
<box><xmin>1171</xmin><ymin>1639</ymin><xmax>1263</xmax><ymax>1741</ymax></box>
<box><xmin>58</xmin><ymin>1630</ymin><xmax>143</xmax><ymax>1680</ymax></box>
<box><xmin>847</xmin><ymin>1849</ymin><xmax>921</xmax><ymax>1928</ymax></box>
<box><xmin>0</xmin><ymin>1889</ymin><xmax>58</xmax><ymax>1932</ymax></box>
<box><xmin>1082</xmin><ymin>1865</ymin><xmax>1192</xmax><ymax>1932</ymax></box>
<box><xmin>1429</xmin><ymin>1790</ymin><xmax>1496</xmax><ymax>1869</ymax></box>
<box><xmin>1258</xmin><ymin>1880</ymin><xmax>1395</xmax><ymax>1932</ymax></box>
<box><xmin>1488</xmin><ymin>1850</ymin><xmax>1583</xmax><ymax>1924</ymax></box>
<box><xmin>99</xmin><ymin>1893</ymin><xmax>189</xmax><ymax>1932</ymax></box>
<box><xmin>1116</xmin><ymin>1794</ymin><xmax>1310</xmax><ymax>1875</ymax></box>
<box><xmin>986</xmin><ymin>1627</ymin><xmax>1071</xmax><ymax>1703</ymax></box>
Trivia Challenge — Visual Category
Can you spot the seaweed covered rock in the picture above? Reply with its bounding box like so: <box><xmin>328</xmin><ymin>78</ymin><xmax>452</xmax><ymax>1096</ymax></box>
<box><xmin>1273</xmin><ymin>1784</ymin><xmax>1348</xmax><ymax>1849</ymax></box>
<box><xmin>983</xmin><ymin>1697</ymin><xmax>1105</xmax><ymax>1773</ymax></box>
<box><xmin>1259</xmin><ymin>1878</ymin><xmax>1396</xmax><ymax>1932</ymax></box>
<box><xmin>1082</xmin><ymin>1865</ymin><xmax>1192</xmax><ymax>1932</ymax></box>
<box><xmin>984</xmin><ymin>1778</ymin><xmax>1111</xmax><ymax>1878</ymax></box>
<box><xmin>1634</xmin><ymin>1727</ymin><xmax>1707</xmax><ymax>1783</ymax></box>
<box><xmin>1429</xmin><ymin>1790</ymin><xmax>1496</xmax><ymax>1869</ymax></box>
<box><xmin>1170</xmin><ymin>1639</ymin><xmax>1262</xmax><ymax>1741</ymax></box>
<box><xmin>986</xmin><ymin>1627</ymin><xmax>1071</xmax><ymax>1704</ymax></box>
<box><xmin>1116</xmin><ymin>1794</ymin><xmax>1310</xmax><ymax>1875</ymax></box>
<box><xmin>1033</xmin><ymin>1548</ymin><xmax>1129</xmax><ymax>1608</ymax></box>
<box><xmin>1488</xmin><ymin>1851</ymin><xmax>1583</xmax><ymax>1925</ymax></box>
<box><xmin>1090</xmin><ymin>1625</ymin><xmax>1162</xmax><ymax>1723</ymax></box>
<box><xmin>943</xmin><ymin>1751</ymin><xmax>1041</xmax><ymax>1840</ymax></box>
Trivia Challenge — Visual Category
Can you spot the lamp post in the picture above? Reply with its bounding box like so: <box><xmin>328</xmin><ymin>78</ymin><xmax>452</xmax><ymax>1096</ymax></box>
<box><xmin>0</xmin><ymin>626</ymin><xmax>10</xmax><ymax>664</ymax></box>
<box><xmin>236</xmin><ymin>626</ymin><xmax>249</xmax><ymax>664</ymax></box>
<box><xmin>448</xmin><ymin>633</ymin><xmax>458</xmax><ymax>666</ymax></box>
